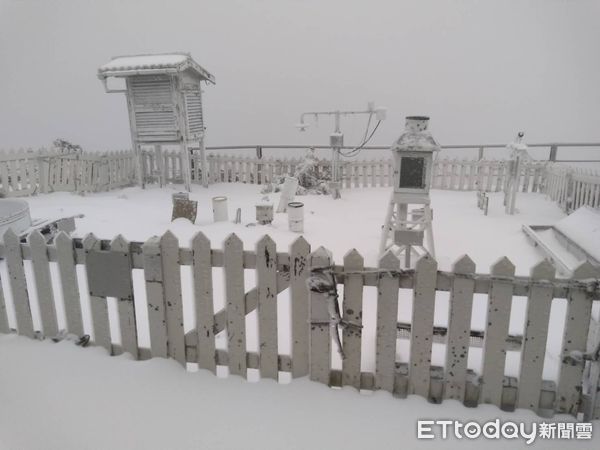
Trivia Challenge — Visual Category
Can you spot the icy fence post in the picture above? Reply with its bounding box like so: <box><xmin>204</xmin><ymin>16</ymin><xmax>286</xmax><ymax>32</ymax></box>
<box><xmin>516</xmin><ymin>260</ymin><xmax>555</xmax><ymax>413</ymax></box>
<box><xmin>4</xmin><ymin>228</ymin><xmax>34</xmax><ymax>337</ymax></box>
<box><xmin>408</xmin><ymin>254</ymin><xmax>437</xmax><ymax>397</ymax></box>
<box><xmin>290</xmin><ymin>236</ymin><xmax>311</xmax><ymax>378</ymax></box>
<box><xmin>54</xmin><ymin>231</ymin><xmax>84</xmax><ymax>336</ymax></box>
<box><xmin>224</xmin><ymin>234</ymin><xmax>247</xmax><ymax>378</ymax></box>
<box><xmin>308</xmin><ymin>247</ymin><xmax>332</xmax><ymax>385</ymax></box>
<box><xmin>341</xmin><ymin>249</ymin><xmax>364</xmax><ymax>390</ymax></box>
<box><xmin>444</xmin><ymin>255</ymin><xmax>476</xmax><ymax>403</ymax></box>
<box><xmin>556</xmin><ymin>262</ymin><xmax>598</xmax><ymax>415</ymax></box>
<box><xmin>375</xmin><ymin>251</ymin><xmax>400</xmax><ymax>393</ymax></box>
<box><xmin>29</xmin><ymin>230</ymin><xmax>58</xmax><ymax>337</ymax></box>
<box><xmin>256</xmin><ymin>235</ymin><xmax>278</xmax><ymax>380</ymax></box>
<box><xmin>480</xmin><ymin>257</ymin><xmax>515</xmax><ymax>408</ymax></box>
<box><xmin>192</xmin><ymin>232</ymin><xmax>216</xmax><ymax>374</ymax></box>
<box><xmin>83</xmin><ymin>234</ymin><xmax>111</xmax><ymax>352</ymax></box>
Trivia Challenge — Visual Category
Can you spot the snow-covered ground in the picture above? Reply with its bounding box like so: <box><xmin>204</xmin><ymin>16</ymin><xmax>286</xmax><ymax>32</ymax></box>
<box><xmin>0</xmin><ymin>334</ymin><xmax>597</xmax><ymax>450</ymax></box>
<box><xmin>24</xmin><ymin>183</ymin><xmax>565</xmax><ymax>273</ymax></box>
<box><xmin>1</xmin><ymin>185</ymin><xmax>598</xmax><ymax>450</ymax></box>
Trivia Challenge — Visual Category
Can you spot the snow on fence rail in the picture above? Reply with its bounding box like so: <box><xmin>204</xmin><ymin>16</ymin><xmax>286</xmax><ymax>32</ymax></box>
<box><xmin>160</xmin><ymin>151</ymin><xmax>547</xmax><ymax>193</ymax></box>
<box><xmin>545</xmin><ymin>165</ymin><xmax>600</xmax><ymax>213</ymax></box>
<box><xmin>0</xmin><ymin>148</ymin><xmax>136</xmax><ymax>196</ymax></box>
<box><xmin>0</xmin><ymin>229</ymin><xmax>599</xmax><ymax>420</ymax></box>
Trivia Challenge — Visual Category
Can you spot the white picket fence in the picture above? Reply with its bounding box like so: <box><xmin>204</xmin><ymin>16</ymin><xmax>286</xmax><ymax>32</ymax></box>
<box><xmin>544</xmin><ymin>164</ymin><xmax>600</xmax><ymax>213</ymax></box>
<box><xmin>191</xmin><ymin>152</ymin><xmax>547</xmax><ymax>193</ymax></box>
<box><xmin>0</xmin><ymin>229</ymin><xmax>598</xmax><ymax>419</ymax></box>
<box><xmin>4</xmin><ymin>147</ymin><xmax>600</xmax><ymax>215</ymax></box>
<box><xmin>0</xmin><ymin>148</ymin><xmax>136</xmax><ymax>197</ymax></box>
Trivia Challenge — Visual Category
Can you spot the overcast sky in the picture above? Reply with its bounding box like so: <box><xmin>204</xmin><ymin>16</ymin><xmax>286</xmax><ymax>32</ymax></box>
<box><xmin>1</xmin><ymin>0</ymin><xmax>599</xmax><ymax>156</ymax></box>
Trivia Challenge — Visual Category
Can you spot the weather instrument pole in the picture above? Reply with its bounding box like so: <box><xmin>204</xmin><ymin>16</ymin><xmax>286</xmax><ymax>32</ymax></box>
<box><xmin>295</xmin><ymin>102</ymin><xmax>387</xmax><ymax>199</ymax></box>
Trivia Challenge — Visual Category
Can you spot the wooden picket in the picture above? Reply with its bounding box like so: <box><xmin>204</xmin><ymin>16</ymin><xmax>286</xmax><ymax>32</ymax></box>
<box><xmin>54</xmin><ymin>231</ymin><xmax>84</xmax><ymax>336</ymax></box>
<box><xmin>444</xmin><ymin>255</ymin><xmax>476</xmax><ymax>402</ymax></box>
<box><xmin>375</xmin><ymin>251</ymin><xmax>400</xmax><ymax>392</ymax></box>
<box><xmin>0</xmin><ymin>231</ymin><xmax>598</xmax><ymax>420</ymax></box>
<box><xmin>83</xmin><ymin>234</ymin><xmax>111</xmax><ymax>353</ymax></box>
<box><xmin>290</xmin><ymin>236</ymin><xmax>311</xmax><ymax>378</ymax></box>
<box><xmin>4</xmin><ymin>228</ymin><xmax>34</xmax><ymax>337</ymax></box>
<box><xmin>29</xmin><ymin>230</ymin><xmax>58</xmax><ymax>337</ymax></box>
<box><xmin>111</xmin><ymin>235</ymin><xmax>138</xmax><ymax>359</ymax></box>
<box><xmin>142</xmin><ymin>236</ymin><xmax>169</xmax><ymax>358</ymax></box>
<box><xmin>557</xmin><ymin>262</ymin><xmax>598</xmax><ymax>415</ymax></box>
<box><xmin>517</xmin><ymin>260</ymin><xmax>555</xmax><ymax>412</ymax></box>
<box><xmin>309</xmin><ymin>247</ymin><xmax>332</xmax><ymax>385</ymax></box>
<box><xmin>256</xmin><ymin>235</ymin><xmax>278</xmax><ymax>380</ymax></box>
<box><xmin>480</xmin><ymin>257</ymin><xmax>516</xmax><ymax>407</ymax></box>
<box><xmin>161</xmin><ymin>231</ymin><xmax>186</xmax><ymax>366</ymax></box>
<box><xmin>192</xmin><ymin>232</ymin><xmax>216</xmax><ymax>373</ymax></box>
<box><xmin>224</xmin><ymin>234</ymin><xmax>247</xmax><ymax>377</ymax></box>
<box><xmin>341</xmin><ymin>249</ymin><xmax>364</xmax><ymax>389</ymax></box>
<box><xmin>409</xmin><ymin>254</ymin><xmax>437</xmax><ymax>397</ymax></box>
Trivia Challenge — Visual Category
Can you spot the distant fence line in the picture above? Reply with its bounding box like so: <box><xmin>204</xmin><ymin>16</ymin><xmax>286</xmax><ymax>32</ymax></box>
<box><xmin>0</xmin><ymin>148</ymin><xmax>135</xmax><ymax>197</ymax></box>
<box><xmin>0</xmin><ymin>229</ymin><xmax>598</xmax><ymax>419</ymax></box>
<box><xmin>1</xmin><ymin>146</ymin><xmax>600</xmax><ymax>213</ymax></box>
<box><xmin>143</xmin><ymin>150</ymin><xmax>550</xmax><ymax>193</ymax></box>
<box><xmin>545</xmin><ymin>165</ymin><xmax>600</xmax><ymax>213</ymax></box>
<box><xmin>201</xmin><ymin>143</ymin><xmax>600</xmax><ymax>163</ymax></box>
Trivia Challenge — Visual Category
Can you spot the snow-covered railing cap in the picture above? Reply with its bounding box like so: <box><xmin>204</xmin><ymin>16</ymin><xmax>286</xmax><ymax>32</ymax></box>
<box><xmin>97</xmin><ymin>52</ymin><xmax>215</xmax><ymax>84</ymax></box>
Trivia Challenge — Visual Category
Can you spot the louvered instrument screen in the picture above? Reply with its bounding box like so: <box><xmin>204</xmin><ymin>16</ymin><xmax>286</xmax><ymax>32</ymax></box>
<box><xmin>184</xmin><ymin>89</ymin><xmax>204</xmax><ymax>140</ymax></box>
<box><xmin>130</xmin><ymin>76</ymin><xmax>178</xmax><ymax>142</ymax></box>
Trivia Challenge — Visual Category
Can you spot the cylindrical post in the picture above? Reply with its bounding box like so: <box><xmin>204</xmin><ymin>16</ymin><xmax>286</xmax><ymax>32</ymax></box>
<box><xmin>212</xmin><ymin>196</ymin><xmax>228</xmax><ymax>222</ymax></box>
<box><xmin>549</xmin><ymin>145</ymin><xmax>558</xmax><ymax>162</ymax></box>
<box><xmin>478</xmin><ymin>146</ymin><xmax>484</xmax><ymax>161</ymax></box>
<box><xmin>288</xmin><ymin>202</ymin><xmax>304</xmax><ymax>232</ymax></box>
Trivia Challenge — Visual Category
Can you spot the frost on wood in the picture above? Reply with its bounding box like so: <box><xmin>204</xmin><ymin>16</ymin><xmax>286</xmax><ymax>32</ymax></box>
<box><xmin>262</xmin><ymin>148</ymin><xmax>332</xmax><ymax>195</ymax></box>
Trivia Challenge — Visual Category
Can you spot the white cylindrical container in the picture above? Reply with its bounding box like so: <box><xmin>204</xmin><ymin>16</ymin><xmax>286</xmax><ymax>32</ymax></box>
<box><xmin>212</xmin><ymin>196</ymin><xmax>229</xmax><ymax>222</ymax></box>
<box><xmin>256</xmin><ymin>203</ymin><xmax>274</xmax><ymax>225</ymax></box>
<box><xmin>287</xmin><ymin>201</ymin><xmax>304</xmax><ymax>233</ymax></box>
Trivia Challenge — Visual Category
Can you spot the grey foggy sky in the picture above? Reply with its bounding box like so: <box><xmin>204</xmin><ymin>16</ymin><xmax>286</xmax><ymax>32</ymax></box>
<box><xmin>0</xmin><ymin>0</ymin><xmax>599</xmax><ymax>153</ymax></box>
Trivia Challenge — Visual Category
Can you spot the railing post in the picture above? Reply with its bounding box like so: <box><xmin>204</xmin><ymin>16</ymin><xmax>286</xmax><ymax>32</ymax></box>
<box><xmin>549</xmin><ymin>145</ymin><xmax>558</xmax><ymax>162</ymax></box>
<box><xmin>478</xmin><ymin>146</ymin><xmax>484</xmax><ymax>161</ymax></box>
<box><xmin>256</xmin><ymin>145</ymin><xmax>263</xmax><ymax>184</ymax></box>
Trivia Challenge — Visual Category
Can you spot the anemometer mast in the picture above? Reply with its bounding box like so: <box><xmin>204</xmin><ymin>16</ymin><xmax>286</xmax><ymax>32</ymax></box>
<box><xmin>295</xmin><ymin>102</ymin><xmax>387</xmax><ymax>199</ymax></box>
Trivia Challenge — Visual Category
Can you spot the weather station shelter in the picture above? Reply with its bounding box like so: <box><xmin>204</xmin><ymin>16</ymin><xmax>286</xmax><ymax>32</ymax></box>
<box><xmin>98</xmin><ymin>53</ymin><xmax>215</xmax><ymax>190</ymax></box>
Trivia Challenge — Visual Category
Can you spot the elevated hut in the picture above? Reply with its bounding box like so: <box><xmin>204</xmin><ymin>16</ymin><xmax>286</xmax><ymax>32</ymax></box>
<box><xmin>98</xmin><ymin>53</ymin><xmax>215</xmax><ymax>190</ymax></box>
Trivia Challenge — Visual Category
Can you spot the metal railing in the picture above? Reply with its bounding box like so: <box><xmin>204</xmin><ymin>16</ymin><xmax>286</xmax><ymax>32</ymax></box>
<box><xmin>204</xmin><ymin>143</ymin><xmax>600</xmax><ymax>163</ymax></box>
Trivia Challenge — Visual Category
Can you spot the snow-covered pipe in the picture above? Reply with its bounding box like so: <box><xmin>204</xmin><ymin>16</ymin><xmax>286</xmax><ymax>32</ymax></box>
<box><xmin>212</xmin><ymin>196</ymin><xmax>228</xmax><ymax>222</ymax></box>
<box><xmin>276</xmin><ymin>177</ymin><xmax>298</xmax><ymax>213</ymax></box>
<box><xmin>287</xmin><ymin>201</ymin><xmax>304</xmax><ymax>233</ymax></box>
